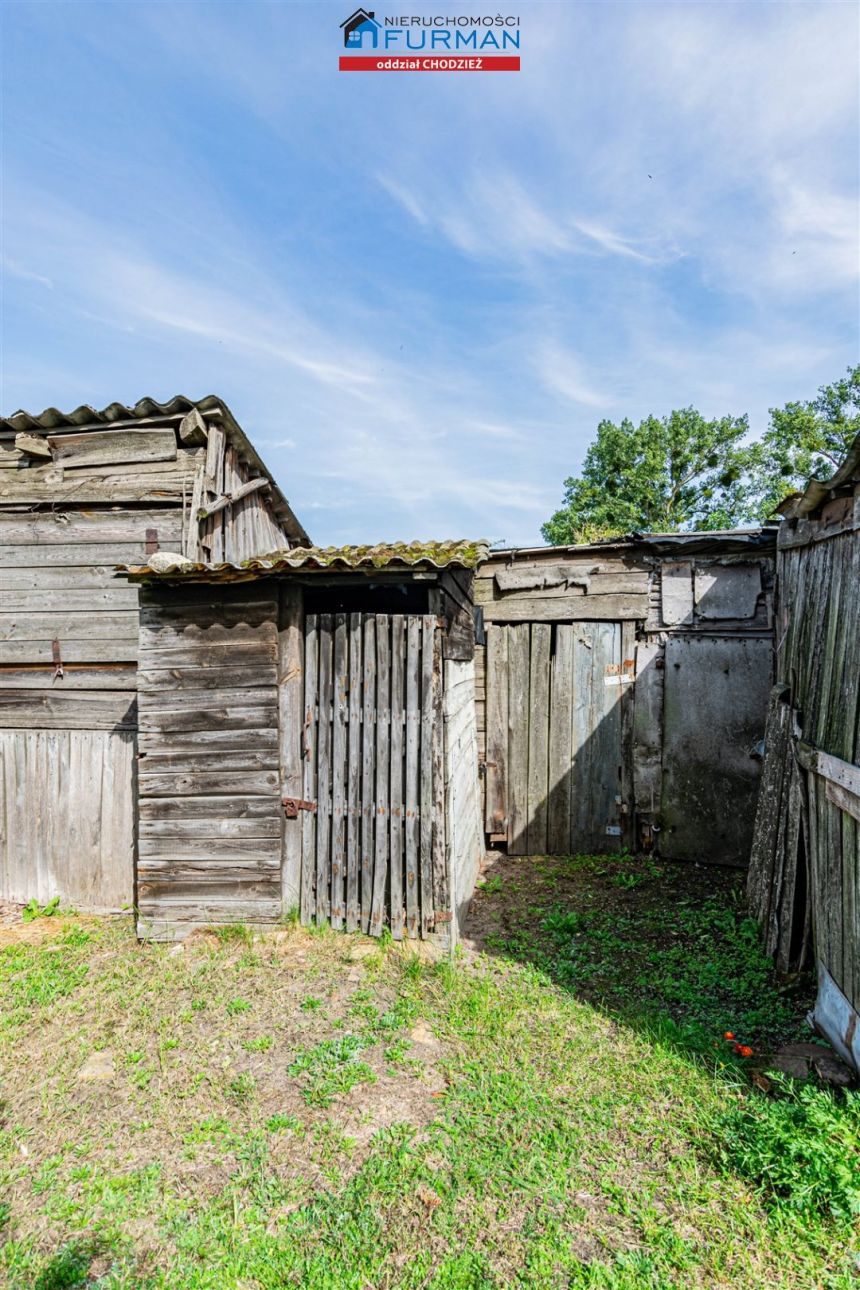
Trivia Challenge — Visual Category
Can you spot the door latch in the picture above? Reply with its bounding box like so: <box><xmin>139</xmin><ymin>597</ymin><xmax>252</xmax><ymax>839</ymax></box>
<box><xmin>283</xmin><ymin>797</ymin><xmax>317</xmax><ymax>818</ymax></box>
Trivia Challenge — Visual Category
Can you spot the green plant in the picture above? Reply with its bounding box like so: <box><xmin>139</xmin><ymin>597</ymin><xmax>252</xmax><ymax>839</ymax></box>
<box><xmin>480</xmin><ymin>875</ymin><xmax>504</xmax><ymax>895</ymax></box>
<box><xmin>226</xmin><ymin>997</ymin><xmax>251</xmax><ymax>1016</ymax></box>
<box><xmin>711</xmin><ymin>1079</ymin><xmax>860</xmax><ymax>1225</ymax></box>
<box><xmin>289</xmin><ymin>1034</ymin><xmax>375</xmax><ymax>1107</ymax></box>
<box><xmin>265</xmin><ymin>1114</ymin><xmax>302</xmax><ymax>1134</ymax></box>
<box><xmin>213</xmin><ymin>923</ymin><xmax>253</xmax><ymax>946</ymax></box>
<box><xmin>22</xmin><ymin>897</ymin><xmax>60</xmax><ymax>923</ymax></box>
<box><xmin>242</xmin><ymin>1035</ymin><xmax>273</xmax><ymax>1052</ymax></box>
<box><xmin>226</xmin><ymin>1073</ymin><xmax>256</xmax><ymax>1105</ymax></box>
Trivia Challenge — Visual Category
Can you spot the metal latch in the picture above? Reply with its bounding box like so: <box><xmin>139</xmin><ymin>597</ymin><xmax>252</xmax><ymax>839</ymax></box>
<box><xmin>283</xmin><ymin>797</ymin><xmax>317</xmax><ymax>818</ymax></box>
<box><xmin>51</xmin><ymin>638</ymin><xmax>64</xmax><ymax>680</ymax></box>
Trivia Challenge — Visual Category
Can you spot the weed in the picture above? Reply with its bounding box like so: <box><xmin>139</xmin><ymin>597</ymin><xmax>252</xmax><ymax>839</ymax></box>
<box><xmin>30</xmin><ymin>1236</ymin><xmax>112</xmax><ymax>1290</ymax></box>
<box><xmin>226</xmin><ymin>997</ymin><xmax>251</xmax><ymax>1016</ymax></box>
<box><xmin>226</xmin><ymin>1074</ymin><xmax>256</xmax><ymax>1106</ymax></box>
<box><xmin>265</xmin><ymin>1114</ymin><xmax>302</xmax><ymax>1134</ymax></box>
<box><xmin>300</xmin><ymin>995</ymin><xmax>324</xmax><ymax>1012</ymax></box>
<box><xmin>213</xmin><ymin>924</ymin><xmax>253</xmax><ymax>946</ymax></box>
<box><xmin>710</xmin><ymin>1078</ymin><xmax>860</xmax><ymax>1224</ymax></box>
<box><xmin>22</xmin><ymin>897</ymin><xmax>60</xmax><ymax>924</ymax></box>
<box><xmin>480</xmin><ymin>875</ymin><xmax>504</xmax><ymax>895</ymax></box>
<box><xmin>242</xmin><ymin>1035</ymin><xmax>273</xmax><ymax>1053</ymax></box>
<box><xmin>289</xmin><ymin>1034</ymin><xmax>376</xmax><ymax>1107</ymax></box>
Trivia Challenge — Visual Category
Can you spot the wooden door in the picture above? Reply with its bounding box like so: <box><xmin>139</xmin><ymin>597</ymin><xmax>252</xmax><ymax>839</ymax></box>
<box><xmin>485</xmin><ymin>621</ymin><xmax>633</xmax><ymax>855</ymax></box>
<box><xmin>298</xmin><ymin>612</ymin><xmax>443</xmax><ymax>938</ymax></box>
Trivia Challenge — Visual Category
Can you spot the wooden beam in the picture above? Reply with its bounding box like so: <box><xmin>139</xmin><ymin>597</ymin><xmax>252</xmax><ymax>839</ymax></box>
<box><xmin>482</xmin><ymin>594</ymin><xmax>649</xmax><ymax>622</ymax></box>
<box><xmin>278</xmin><ymin>585</ymin><xmax>304</xmax><ymax>915</ymax></box>
<box><xmin>47</xmin><ymin>428</ymin><xmax>177</xmax><ymax>469</ymax></box>
<box><xmin>14</xmin><ymin>432</ymin><xmax>52</xmax><ymax>458</ymax></box>
<box><xmin>197</xmin><ymin>475</ymin><xmax>270</xmax><ymax>520</ymax></box>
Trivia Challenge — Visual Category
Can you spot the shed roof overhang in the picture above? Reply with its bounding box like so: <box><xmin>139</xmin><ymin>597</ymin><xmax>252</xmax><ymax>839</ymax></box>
<box><xmin>116</xmin><ymin>539</ymin><xmax>490</xmax><ymax>584</ymax></box>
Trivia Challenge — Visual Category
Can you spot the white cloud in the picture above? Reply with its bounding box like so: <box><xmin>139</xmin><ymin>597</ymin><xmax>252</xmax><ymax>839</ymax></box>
<box><xmin>535</xmin><ymin>344</ymin><xmax>610</xmax><ymax>410</ymax></box>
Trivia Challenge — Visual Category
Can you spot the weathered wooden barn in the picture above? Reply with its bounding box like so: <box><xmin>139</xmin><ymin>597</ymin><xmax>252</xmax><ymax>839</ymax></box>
<box><xmin>474</xmin><ymin>530</ymin><xmax>777</xmax><ymax>865</ymax></box>
<box><xmin>0</xmin><ymin>388</ymin><xmax>787</xmax><ymax>951</ymax></box>
<box><xmin>117</xmin><ymin>542</ymin><xmax>486</xmax><ymax>944</ymax></box>
<box><xmin>748</xmin><ymin>433</ymin><xmax>860</xmax><ymax>1071</ymax></box>
<box><xmin>0</xmin><ymin>397</ymin><xmax>307</xmax><ymax>911</ymax></box>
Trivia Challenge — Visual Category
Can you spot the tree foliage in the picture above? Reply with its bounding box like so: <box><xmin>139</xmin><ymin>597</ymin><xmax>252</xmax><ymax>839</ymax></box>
<box><xmin>541</xmin><ymin>409</ymin><xmax>749</xmax><ymax>545</ymax></box>
<box><xmin>743</xmin><ymin>365</ymin><xmax>860</xmax><ymax>521</ymax></box>
<box><xmin>541</xmin><ymin>367</ymin><xmax>860</xmax><ymax>545</ymax></box>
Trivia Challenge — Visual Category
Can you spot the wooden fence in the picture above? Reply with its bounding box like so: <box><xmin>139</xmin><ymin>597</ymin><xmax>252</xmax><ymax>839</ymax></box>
<box><xmin>299</xmin><ymin>612</ymin><xmax>444</xmax><ymax>938</ymax></box>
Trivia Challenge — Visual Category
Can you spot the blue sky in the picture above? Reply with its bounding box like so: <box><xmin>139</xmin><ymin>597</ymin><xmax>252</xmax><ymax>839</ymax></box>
<box><xmin>2</xmin><ymin>1</ymin><xmax>858</xmax><ymax>546</ymax></box>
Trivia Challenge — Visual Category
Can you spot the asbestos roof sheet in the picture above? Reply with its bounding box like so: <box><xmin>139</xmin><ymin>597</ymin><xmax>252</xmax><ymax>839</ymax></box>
<box><xmin>118</xmin><ymin>539</ymin><xmax>490</xmax><ymax>581</ymax></box>
<box><xmin>0</xmin><ymin>394</ymin><xmax>309</xmax><ymax>543</ymax></box>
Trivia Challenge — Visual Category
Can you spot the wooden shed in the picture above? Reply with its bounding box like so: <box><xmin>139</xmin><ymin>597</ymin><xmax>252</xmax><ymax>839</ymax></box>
<box><xmin>118</xmin><ymin>541</ymin><xmax>486</xmax><ymax>944</ymax></box>
<box><xmin>475</xmin><ymin>530</ymin><xmax>777</xmax><ymax>866</ymax></box>
<box><xmin>0</xmin><ymin>396</ymin><xmax>307</xmax><ymax>911</ymax></box>
<box><xmin>748</xmin><ymin>434</ymin><xmax>860</xmax><ymax>1071</ymax></box>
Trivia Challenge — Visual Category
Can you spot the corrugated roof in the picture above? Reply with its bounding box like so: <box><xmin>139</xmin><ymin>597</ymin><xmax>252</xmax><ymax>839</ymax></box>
<box><xmin>0</xmin><ymin>394</ymin><xmax>309</xmax><ymax>544</ymax></box>
<box><xmin>118</xmin><ymin>539</ymin><xmax>490</xmax><ymax>581</ymax></box>
<box><xmin>490</xmin><ymin>527</ymin><xmax>779</xmax><ymax>559</ymax></box>
<box><xmin>777</xmin><ymin>430</ymin><xmax>860</xmax><ymax>520</ymax></box>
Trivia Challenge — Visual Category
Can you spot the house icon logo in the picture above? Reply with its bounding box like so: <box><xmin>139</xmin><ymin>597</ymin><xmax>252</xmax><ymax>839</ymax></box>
<box><xmin>341</xmin><ymin>8</ymin><xmax>381</xmax><ymax>49</ymax></box>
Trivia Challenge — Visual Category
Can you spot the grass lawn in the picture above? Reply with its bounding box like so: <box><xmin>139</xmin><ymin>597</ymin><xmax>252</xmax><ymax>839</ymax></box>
<box><xmin>1</xmin><ymin>852</ymin><xmax>858</xmax><ymax>1288</ymax></box>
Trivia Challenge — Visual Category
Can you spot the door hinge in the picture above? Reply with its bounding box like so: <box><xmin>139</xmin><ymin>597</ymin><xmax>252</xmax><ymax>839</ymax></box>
<box><xmin>283</xmin><ymin>797</ymin><xmax>317</xmax><ymax>818</ymax></box>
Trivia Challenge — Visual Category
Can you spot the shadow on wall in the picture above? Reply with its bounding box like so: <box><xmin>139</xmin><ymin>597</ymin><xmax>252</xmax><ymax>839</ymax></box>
<box><xmin>492</xmin><ymin>622</ymin><xmax>773</xmax><ymax>868</ymax></box>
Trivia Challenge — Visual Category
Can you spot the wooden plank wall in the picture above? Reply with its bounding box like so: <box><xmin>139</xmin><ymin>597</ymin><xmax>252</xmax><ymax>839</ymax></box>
<box><xmin>0</xmin><ymin>509</ymin><xmax>182</xmax><ymax>675</ymax></box>
<box><xmin>299</xmin><ymin>612</ymin><xmax>441</xmax><ymax>939</ymax></box>
<box><xmin>0</xmin><ymin>729</ymin><xmax>135</xmax><ymax>910</ymax></box>
<box><xmin>0</xmin><ymin>406</ymin><xmax>298</xmax><ymax>912</ymax></box>
<box><xmin>135</xmin><ymin>583</ymin><xmax>282</xmax><ymax>938</ymax></box>
<box><xmin>749</xmin><ymin>496</ymin><xmax>860</xmax><ymax>1010</ymax></box>
<box><xmin>477</xmin><ymin>545</ymin><xmax>775</xmax><ymax>865</ymax></box>
<box><xmin>0</xmin><ymin>510</ymin><xmax>179</xmax><ymax>908</ymax></box>
<box><xmin>485</xmin><ymin>620</ymin><xmax>631</xmax><ymax>856</ymax></box>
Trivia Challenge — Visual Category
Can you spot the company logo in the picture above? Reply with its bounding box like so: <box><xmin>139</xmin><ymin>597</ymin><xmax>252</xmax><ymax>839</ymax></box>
<box><xmin>339</xmin><ymin>9</ymin><xmax>521</xmax><ymax>72</ymax></box>
<box><xmin>341</xmin><ymin>9</ymin><xmax>381</xmax><ymax>50</ymax></box>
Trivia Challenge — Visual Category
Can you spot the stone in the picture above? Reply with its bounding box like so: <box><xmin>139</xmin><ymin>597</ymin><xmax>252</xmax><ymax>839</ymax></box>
<box><xmin>766</xmin><ymin>1054</ymin><xmax>809</xmax><ymax>1080</ymax></box>
<box><xmin>78</xmin><ymin>1050</ymin><xmax>115</xmax><ymax>1082</ymax></box>
<box><xmin>812</xmin><ymin>1053</ymin><xmax>854</xmax><ymax>1087</ymax></box>
<box><xmin>348</xmin><ymin>941</ymin><xmax>380</xmax><ymax>962</ymax></box>
<box><xmin>409</xmin><ymin>1020</ymin><xmax>440</xmax><ymax>1050</ymax></box>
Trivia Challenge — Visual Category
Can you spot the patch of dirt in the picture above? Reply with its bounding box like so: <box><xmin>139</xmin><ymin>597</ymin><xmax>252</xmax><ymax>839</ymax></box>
<box><xmin>0</xmin><ymin>919</ymin><xmax>451</xmax><ymax>1259</ymax></box>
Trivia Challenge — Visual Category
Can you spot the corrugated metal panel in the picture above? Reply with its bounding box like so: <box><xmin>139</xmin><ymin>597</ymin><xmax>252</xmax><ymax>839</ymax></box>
<box><xmin>489</xmin><ymin>528</ymin><xmax>778</xmax><ymax>559</ymax></box>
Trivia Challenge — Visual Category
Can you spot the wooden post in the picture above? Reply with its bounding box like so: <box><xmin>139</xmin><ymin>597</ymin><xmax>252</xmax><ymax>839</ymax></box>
<box><xmin>278</xmin><ymin>585</ymin><xmax>304</xmax><ymax>916</ymax></box>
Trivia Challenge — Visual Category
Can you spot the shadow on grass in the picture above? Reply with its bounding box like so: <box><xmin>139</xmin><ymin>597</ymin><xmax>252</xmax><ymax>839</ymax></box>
<box><xmin>465</xmin><ymin>850</ymin><xmax>814</xmax><ymax>1073</ymax></box>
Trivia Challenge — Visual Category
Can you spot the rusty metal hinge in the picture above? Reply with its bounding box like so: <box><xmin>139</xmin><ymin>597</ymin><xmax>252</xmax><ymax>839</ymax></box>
<box><xmin>283</xmin><ymin>797</ymin><xmax>317</xmax><ymax>818</ymax></box>
<box><xmin>51</xmin><ymin>638</ymin><xmax>64</xmax><ymax>680</ymax></box>
<box><xmin>145</xmin><ymin>528</ymin><xmax>159</xmax><ymax>556</ymax></box>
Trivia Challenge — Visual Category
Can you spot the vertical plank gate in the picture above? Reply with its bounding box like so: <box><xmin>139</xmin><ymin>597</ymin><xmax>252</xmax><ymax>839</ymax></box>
<box><xmin>485</xmin><ymin>620</ymin><xmax>633</xmax><ymax>855</ymax></box>
<box><xmin>298</xmin><ymin>612</ymin><xmax>442</xmax><ymax>937</ymax></box>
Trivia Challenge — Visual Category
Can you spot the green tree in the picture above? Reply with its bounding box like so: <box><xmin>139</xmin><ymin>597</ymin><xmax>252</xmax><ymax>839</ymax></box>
<box><xmin>541</xmin><ymin>408</ymin><xmax>750</xmax><ymax>545</ymax></box>
<box><xmin>745</xmin><ymin>365</ymin><xmax>860</xmax><ymax>521</ymax></box>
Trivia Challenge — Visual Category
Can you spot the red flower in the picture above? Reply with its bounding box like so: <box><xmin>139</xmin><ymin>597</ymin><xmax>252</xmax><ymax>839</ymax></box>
<box><xmin>724</xmin><ymin>1031</ymin><xmax>735</xmax><ymax>1040</ymax></box>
